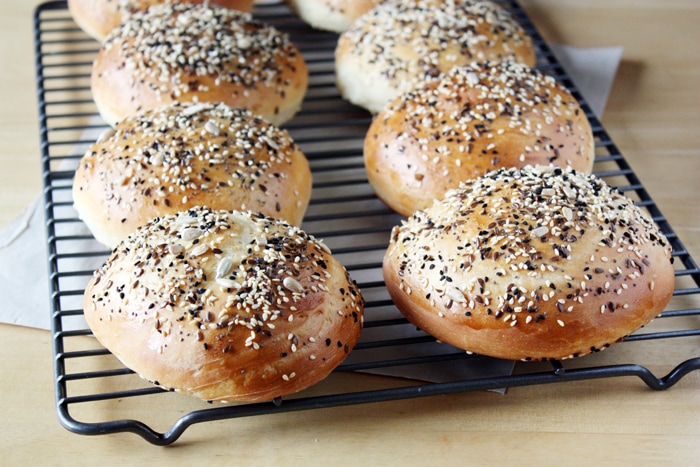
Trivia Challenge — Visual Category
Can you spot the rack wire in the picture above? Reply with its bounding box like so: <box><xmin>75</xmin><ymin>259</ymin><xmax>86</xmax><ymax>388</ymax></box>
<box><xmin>34</xmin><ymin>0</ymin><xmax>700</xmax><ymax>445</ymax></box>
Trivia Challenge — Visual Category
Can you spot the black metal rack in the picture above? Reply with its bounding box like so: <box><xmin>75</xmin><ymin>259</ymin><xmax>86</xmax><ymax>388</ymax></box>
<box><xmin>34</xmin><ymin>0</ymin><xmax>700</xmax><ymax>446</ymax></box>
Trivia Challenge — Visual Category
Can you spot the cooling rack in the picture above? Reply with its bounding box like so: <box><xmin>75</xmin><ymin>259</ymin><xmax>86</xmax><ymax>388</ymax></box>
<box><xmin>34</xmin><ymin>0</ymin><xmax>700</xmax><ymax>445</ymax></box>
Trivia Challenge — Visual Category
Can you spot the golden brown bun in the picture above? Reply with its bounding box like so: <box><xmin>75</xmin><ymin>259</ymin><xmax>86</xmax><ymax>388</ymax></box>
<box><xmin>383</xmin><ymin>166</ymin><xmax>675</xmax><ymax>361</ymax></box>
<box><xmin>286</xmin><ymin>0</ymin><xmax>383</xmax><ymax>33</ymax></box>
<box><xmin>73</xmin><ymin>103</ymin><xmax>312</xmax><ymax>248</ymax></box>
<box><xmin>335</xmin><ymin>0</ymin><xmax>536</xmax><ymax>113</ymax></box>
<box><xmin>364</xmin><ymin>62</ymin><xmax>595</xmax><ymax>216</ymax></box>
<box><xmin>84</xmin><ymin>208</ymin><xmax>364</xmax><ymax>402</ymax></box>
<box><xmin>68</xmin><ymin>0</ymin><xmax>254</xmax><ymax>42</ymax></box>
<box><xmin>91</xmin><ymin>3</ymin><xmax>308</xmax><ymax>127</ymax></box>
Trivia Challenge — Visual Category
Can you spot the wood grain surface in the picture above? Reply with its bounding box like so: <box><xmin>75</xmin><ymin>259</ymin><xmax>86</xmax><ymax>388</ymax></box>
<box><xmin>0</xmin><ymin>1</ymin><xmax>698</xmax><ymax>464</ymax></box>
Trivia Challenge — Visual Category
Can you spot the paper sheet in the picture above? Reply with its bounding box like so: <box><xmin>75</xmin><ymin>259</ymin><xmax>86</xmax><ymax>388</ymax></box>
<box><xmin>0</xmin><ymin>199</ymin><xmax>50</xmax><ymax>328</ymax></box>
<box><xmin>550</xmin><ymin>45</ymin><xmax>623</xmax><ymax>118</ymax></box>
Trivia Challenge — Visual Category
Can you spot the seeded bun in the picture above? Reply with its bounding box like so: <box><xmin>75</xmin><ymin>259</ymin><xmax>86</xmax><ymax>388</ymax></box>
<box><xmin>335</xmin><ymin>0</ymin><xmax>536</xmax><ymax>113</ymax></box>
<box><xmin>383</xmin><ymin>166</ymin><xmax>675</xmax><ymax>361</ymax></box>
<box><xmin>84</xmin><ymin>208</ymin><xmax>364</xmax><ymax>402</ymax></box>
<box><xmin>364</xmin><ymin>62</ymin><xmax>595</xmax><ymax>216</ymax></box>
<box><xmin>286</xmin><ymin>0</ymin><xmax>383</xmax><ymax>33</ymax></box>
<box><xmin>68</xmin><ymin>0</ymin><xmax>254</xmax><ymax>42</ymax></box>
<box><xmin>91</xmin><ymin>3</ymin><xmax>308</xmax><ymax>126</ymax></box>
<box><xmin>73</xmin><ymin>103</ymin><xmax>312</xmax><ymax>248</ymax></box>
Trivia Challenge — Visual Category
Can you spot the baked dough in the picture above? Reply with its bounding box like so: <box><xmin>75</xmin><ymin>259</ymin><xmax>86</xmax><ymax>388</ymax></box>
<box><xmin>73</xmin><ymin>103</ymin><xmax>312</xmax><ymax>248</ymax></box>
<box><xmin>286</xmin><ymin>0</ymin><xmax>383</xmax><ymax>33</ymax></box>
<box><xmin>91</xmin><ymin>2</ymin><xmax>308</xmax><ymax>126</ymax></box>
<box><xmin>335</xmin><ymin>0</ymin><xmax>536</xmax><ymax>113</ymax></box>
<box><xmin>383</xmin><ymin>166</ymin><xmax>675</xmax><ymax>361</ymax></box>
<box><xmin>364</xmin><ymin>61</ymin><xmax>595</xmax><ymax>216</ymax></box>
<box><xmin>68</xmin><ymin>0</ymin><xmax>254</xmax><ymax>42</ymax></box>
<box><xmin>84</xmin><ymin>207</ymin><xmax>364</xmax><ymax>402</ymax></box>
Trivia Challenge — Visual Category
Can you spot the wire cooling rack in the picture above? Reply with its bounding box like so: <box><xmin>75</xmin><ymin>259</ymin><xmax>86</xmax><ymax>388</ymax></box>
<box><xmin>35</xmin><ymin>0</ymin><xmax>700</xmax><ymax>445</ymax></box>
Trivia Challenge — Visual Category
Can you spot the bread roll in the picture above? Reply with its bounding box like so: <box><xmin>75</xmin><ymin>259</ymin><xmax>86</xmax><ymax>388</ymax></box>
<box><xmin>335</xmin><ymin>0</ymin><xmax>536</xmax><ymax>113</ymax></box>
<box><xmin>364</xmin><ymin>62</ymin><xmax>595</xmax><ymax>216</ymax></box>
<box><xmin>68</xmin><ymin>0</ymin><xmax>254</xmax><ymax>42</ymax></box>
<box><xmin>286</xmin><ymin>0</ymin><xmax>383</xmax><ymax>33</ymax></box>
<box><xmin>84</xmin><ymin>207</ymin><xmax>364</xmax><ymax>402</ymax></box>
<box><xmin>73</xmin><ymin>102</ymin><xmax>312</xmax><ymax>248</ymax></box>
<box><xmin>383</xmin><ymin>166</ymin><xmax>675</xmax><ymax>361</ymax></box>
<box><xmin>91</xmin><ymin>3</ymin><xmax>308</xmax><ymax>126</ymax></box>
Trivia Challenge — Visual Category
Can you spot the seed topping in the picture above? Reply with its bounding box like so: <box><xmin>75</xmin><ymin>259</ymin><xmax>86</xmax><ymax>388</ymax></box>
<box><xmin>388</xmin><ymin>165</ymin><xmax>672</xmax><ymax>337</ymax></box>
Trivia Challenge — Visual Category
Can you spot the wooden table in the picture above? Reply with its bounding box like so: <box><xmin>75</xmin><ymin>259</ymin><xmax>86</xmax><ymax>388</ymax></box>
<box><xmin>1</xmin><ymin>0</ymin><xmax>698</xmax><ymax>464</ymax></box>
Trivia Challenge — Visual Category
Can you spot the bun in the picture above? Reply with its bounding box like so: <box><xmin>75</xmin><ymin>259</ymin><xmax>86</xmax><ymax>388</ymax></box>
<box><xmin>68</xmin><ymin>0</ymin><xmax>254</xmax><ymax>42</ymax></box>
<box><xmin>286</xmin><ymin>0</ymin><xmax>383</xmax><ymax>33</ymax></box>
<box><xmin>84</xmin><ymin>207</ymin><xmax>364</xmax><ymax>402</ymax></box>
<box><xmin>335</xmin><ymin>0</ymin><xmax>536</xmax><ymax>113</ymax></box>
<box><xmin>91</xmin><ymin>3</ymin><xmax>308</xmax><ymax>126</ymax></box>
<box><xmin>73</xmin><ymin>102</ymin><xmax>312</xmax><ymax>248</ymax></box>
<box><xmin>383</xmin><ymin>166</ymin><xmax>675</xmax><ymax>361</ymax></box>
<box><xmin>364</xmin><ymin>61</ymin><xmax>595</xmax><ymax>216</ymax></box>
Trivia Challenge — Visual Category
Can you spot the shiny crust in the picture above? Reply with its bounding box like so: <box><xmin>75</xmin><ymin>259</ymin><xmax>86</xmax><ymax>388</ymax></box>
<box><xmin>84</xmin><ymin>208</ymin><xmax>364</xmax><ymax>402</ymax></box>
<box><xmin>68</xmin><ymin>0</ymin><xmax>254</xmax><ymax>42</ymax></box>
<box><xmin>91</xmin><ymin>3</ymin><xmax>308</xmax><ymax>126</ymax></box>
<box><xmin>335</xmin><ymin>0</ymin><xmax>536</xmax><ymax>113</ymax></box>
<box><xmin>73</xmin><ymin>103</ymin><xmax>312</xmax><ymax>248</ymax></box>
<box><xmin>286</xmin><ymin>0</ymin><xmax>382</xmax><ymax>33</ymax></box>
<box><xmin>383</xmin><ymin>166</ymin><xmax>675</xmax><ymax>361</ymax></box>
<box><xmin>364</xmin><ymin>62</ymin><xmax>595</xmax><ymax>216</ymax></box>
